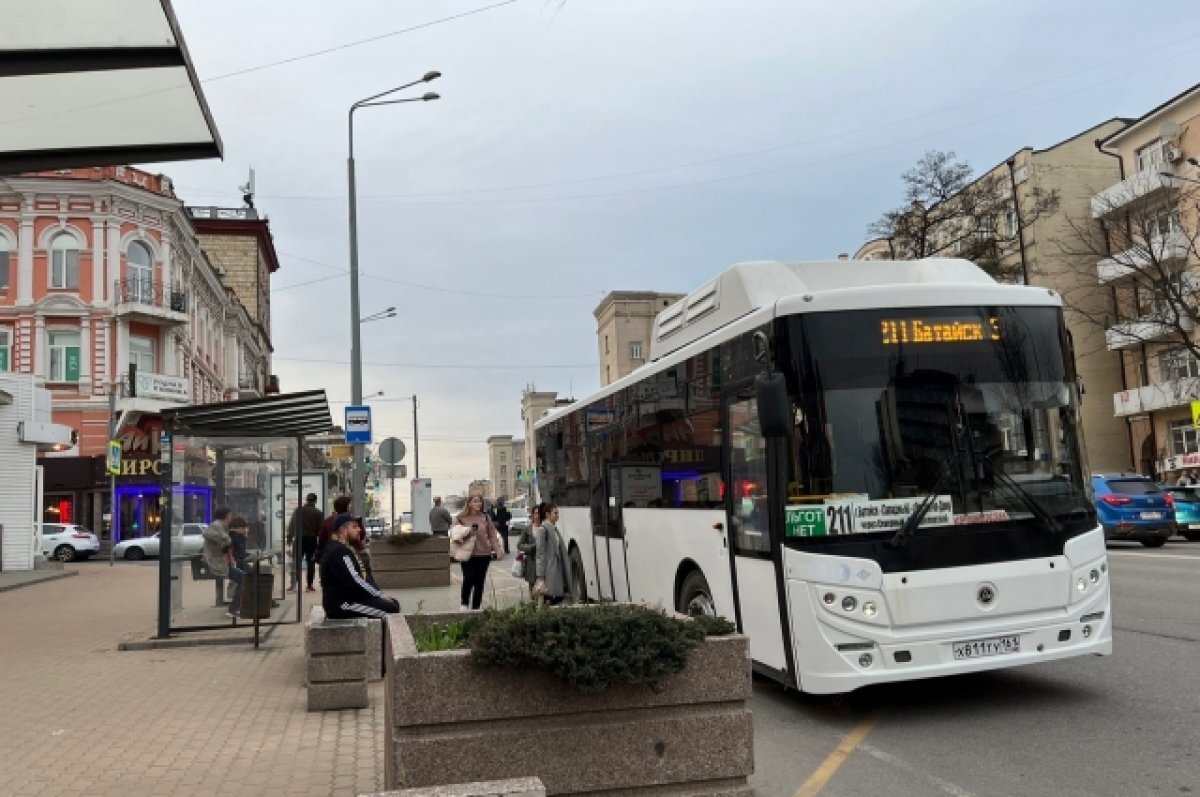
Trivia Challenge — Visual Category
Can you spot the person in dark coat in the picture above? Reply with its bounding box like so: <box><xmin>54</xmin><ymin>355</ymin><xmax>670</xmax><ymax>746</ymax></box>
<box><xmin>488</xmin><ymin>496</ymin><xmax>512</xmax><ymax>554</ymax></box>
<box><xmin>319</xmin><ymin>514</ymin><xmax>399</xmax><ymax>620</ymax></box>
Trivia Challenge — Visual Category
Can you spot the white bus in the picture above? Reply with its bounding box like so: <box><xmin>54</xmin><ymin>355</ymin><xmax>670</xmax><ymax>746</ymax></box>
<box><xmin>535</xmin><ymin>259</ymin><xmax>1111</xmax><ymax>693</ymax></box>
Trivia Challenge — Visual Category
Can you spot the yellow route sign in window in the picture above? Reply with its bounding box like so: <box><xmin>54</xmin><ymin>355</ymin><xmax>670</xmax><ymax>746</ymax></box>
<box><xmin>1191</xmin><ymin>401</ymin><xmax>1200</xmax><ymax>429</ymax></box>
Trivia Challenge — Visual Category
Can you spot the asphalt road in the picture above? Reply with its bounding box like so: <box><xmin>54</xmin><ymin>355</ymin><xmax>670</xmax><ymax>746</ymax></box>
<box><xmin>749</xmin><ymin>542</ymin><xmax>1200</xmax><ymax>797</ymax></box>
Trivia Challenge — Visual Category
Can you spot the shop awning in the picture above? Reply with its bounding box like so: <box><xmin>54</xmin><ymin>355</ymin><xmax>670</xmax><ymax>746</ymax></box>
<box><xmin>0</xmin><ymin>0</ymin><xmax>222</xmax><ymax>173</ymax></box>
<box><xmin>160</xmin><ymin>390</ymin><xmax>333</xmax><ymax>439</ymax></box>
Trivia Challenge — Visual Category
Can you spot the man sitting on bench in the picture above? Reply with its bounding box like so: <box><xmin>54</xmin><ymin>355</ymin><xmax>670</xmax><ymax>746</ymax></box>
<box><xmin>319</xmin><ymin>514</ymin><xmax>400</xmax><ymax>619</ymax></box>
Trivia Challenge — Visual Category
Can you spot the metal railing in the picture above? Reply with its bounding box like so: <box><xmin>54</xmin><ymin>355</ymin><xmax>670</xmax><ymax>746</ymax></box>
<box><xmin>114</xmin><ymin>278</ymin><xmax>187</xmax><ymax>313</ymax></box>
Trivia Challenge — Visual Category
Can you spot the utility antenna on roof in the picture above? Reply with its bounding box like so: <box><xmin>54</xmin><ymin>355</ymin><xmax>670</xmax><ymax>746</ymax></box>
<box><xmin>238</xmin><ymin>167</ymin><xmax>255</xmax><ymax>209</ymax></box>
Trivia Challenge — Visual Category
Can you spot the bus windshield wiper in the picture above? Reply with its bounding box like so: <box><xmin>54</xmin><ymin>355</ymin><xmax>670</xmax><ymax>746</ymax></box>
<box><xmin>990</xmin><ymin>469</ymin><xmax>1063</xmax><ymax>534</ymax></box>
<box><xmin>889</xmin><ymin>462</ymin><xmax>950</xmax><ymax>548</ymax></box>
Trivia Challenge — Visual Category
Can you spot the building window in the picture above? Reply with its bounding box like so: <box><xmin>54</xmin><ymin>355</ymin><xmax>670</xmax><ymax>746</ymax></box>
<box><xmin>130</xmin><ymin>336</ymin><xmax>155</xmax><ymax>374</ymax></box>
<box><xmin>1003</xmin><ymin>201</ymin><xmax>1019</xmax><ymax>238</ymax></box>
<box><xmin>127</xmin><ymin>241</ymin><xmax>154</xmax><ymax>302</ymax></box>
<box><xmin>606</xmin><ymin>365</ymin><xmax>611</xmax><ymax>383</ymax></box>
<box><xmin>1136</xmin><ymin>139</ymin><xmax>1170</xmax><ymax>173</ymax></box>
<box><xmin>500</xmin><ymin>451</ymin><xmax>506</xmax><ymax>462</ymax></box>
<box><xmin>1146</xmin><ymin>204</ymin><xmax>1181</xmax><ymax>240</ymax></box>
<box><xmin>0</xmin><ymin>326</ymin><xmax>10</xmax><ymax>372</ymax></box>
<box><xmin>500</xmin><ymin>480</ymin><xmax>507</xmax><ymax>494</ymax></box>
<box><xmin>48</xmin><ymin>331</ymin><xmax>81</xmax><ymax>382</ymax></box>
<box><xmin>630</xmin><ymin>341</ymin><xmax>644</xmax><ymax>360</ymax></box>
<box><xmin>1169</xmin><ymin>419</ymin><xmax>1200</xmax><ymax>455</ymax></box>
<box><xmin>50</xmin><ymin>233</ymin><xmax>80</xmax><ymax>290</ymax></box>
<box><xmin>501</xmin><ymin>465</ymin><xmax>507</xmax><ymax>477</ymax></box>
<box><xmin>0</xmin><ymin>236</ymin><xmax>9</xmax><ymax>290</ymax></box>
<box><xmin>1160</xmin><ymin>349</ymin><xmax>1200</xmax><ymax>382</ymax></box>
<box><xmin>605</xmin><ymin>335</ymin><xmax>609</xmax><ymax>355</ymax></box>
<box><xmin>976</xmin><ymin>214</ymin><xmax>994</xmax><ymax>241</ymax></box>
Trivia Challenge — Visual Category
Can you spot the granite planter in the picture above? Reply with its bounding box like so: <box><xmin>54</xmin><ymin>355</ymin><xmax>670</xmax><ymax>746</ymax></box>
<box><xmin>369</xmin><ymin>536</ymin><xmax>451</xmax><ymax>588</ymax></box>
<box><xmin>384</xmin><ymin>610</ymin><xmax>754</xmax><ymax>796</ymax></box>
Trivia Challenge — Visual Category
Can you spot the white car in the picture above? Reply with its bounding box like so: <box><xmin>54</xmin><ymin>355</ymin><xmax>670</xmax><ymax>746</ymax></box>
<box><xmin>509</xmin><ymin>508</ymin><xmax>531</xmax><ymax>534</ymax></box>
<box><xmin>113</xmin><ymin>523</ymin><xmax>207</xmax><ymax>561</ymax></box>
<box><xmin>40</xmin><ymin>524</ymin><xmax>101</xmax><ymax>562</ymax></box>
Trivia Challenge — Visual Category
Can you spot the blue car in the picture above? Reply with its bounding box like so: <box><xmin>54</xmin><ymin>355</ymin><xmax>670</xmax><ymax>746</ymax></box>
<box><xmin>1092</xmin><ymin>474</ymin><xmax>1173</xmax><ymax>547</ymax></box>
<box><xmin>1161</xmin><ymin>485</ymin><xmax>1200</xmax><ymax>541</ymax></box>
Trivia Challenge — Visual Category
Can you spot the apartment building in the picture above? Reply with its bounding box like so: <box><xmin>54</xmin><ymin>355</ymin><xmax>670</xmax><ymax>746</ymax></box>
<box><xmin>0</xmin><ymin>167</ymin><xmax>278</xmax><ymax>542</ymax></box>
<box><xmin>486</xmin><ymin>434</ymin><xmax>527</xmax><ymax>500</ymax></box>
<box><xmin>595</xmin><ymin>291</ymin><xmax>685</xmax><ymax>387</ymax></box>
<box><xmin>1093</xmin><ymin>84</ymin><xmax>1200</xmax><ymax>477</ymax></box>
<box><xmin>855</xmin><ymin>119</ymin><xmax>1133</xmax><ymax>472</ymax></box>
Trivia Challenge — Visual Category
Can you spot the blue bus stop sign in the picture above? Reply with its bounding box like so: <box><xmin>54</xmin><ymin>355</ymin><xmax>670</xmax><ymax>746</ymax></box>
<box><xmin>344</xmin><ymin>405</ymin><xmax>372</xmax><ymax>444</ymax></box>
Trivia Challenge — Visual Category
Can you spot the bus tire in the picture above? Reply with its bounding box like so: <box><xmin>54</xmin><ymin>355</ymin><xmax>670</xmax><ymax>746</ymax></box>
<box><xmin>569</xmin><ymin>546</ymin><xmax>588</xmax><ymax>603</ymax></box>
<box><xmin>678</xmin><ymin>569</ymin><xmax>716</xmax><ymax>617</ymax></box>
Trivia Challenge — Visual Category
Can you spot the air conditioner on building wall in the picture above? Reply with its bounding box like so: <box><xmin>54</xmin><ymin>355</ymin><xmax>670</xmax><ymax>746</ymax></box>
<box><xmin>1166</xmin><ymin>145</ymin><xmax>1184</xmax><ymax>163</ymax></box>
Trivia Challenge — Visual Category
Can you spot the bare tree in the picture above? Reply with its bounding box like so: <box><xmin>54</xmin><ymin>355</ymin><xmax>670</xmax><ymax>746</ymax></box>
<box><xmin>868</xmin><ymin>150</ymin><xmax>1058</xmax><ymax>282</ymax></box>
<box><xmin>1058</xmin><ymin>174</ymin><xmax>1200</xmax><ymax>401</ymax></box>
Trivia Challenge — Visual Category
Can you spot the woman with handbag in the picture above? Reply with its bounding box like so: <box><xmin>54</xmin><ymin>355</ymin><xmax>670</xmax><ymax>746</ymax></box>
<box><xmin>534</xmin><ymin>504</ymin><xmax>570</xmax><ymax>606</ymax></box>
<box><xmin>451</xmin><ymin>495</ymin><xmax>504</xmax><ymax>611</ymax></box>
<box><xmin>515</xmin><ymin>504</ymin><xmax>542</xmax><ymax>598</ymax></box>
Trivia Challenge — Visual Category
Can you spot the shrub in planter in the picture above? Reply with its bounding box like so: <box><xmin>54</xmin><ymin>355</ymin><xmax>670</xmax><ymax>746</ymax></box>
<box><xmin>417</xmin><ymin>603</ymin><xmax>735</xmax><ymax>692</ymax></box>
<box><xmin>381</xmin><ymin>532</ymin><xmax>433</xmax><ymax>546</ymax></box>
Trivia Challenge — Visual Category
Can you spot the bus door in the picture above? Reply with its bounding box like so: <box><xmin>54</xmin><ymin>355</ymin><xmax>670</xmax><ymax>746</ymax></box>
<box><xmin>603</xmin><ymin>465</ymin><xmax>632</xmax><ymax>602</ymax></box>
<box><xmin>725</xmin><ymin>385</ymin><xmax>790</xmax><ymax>676</ymax></box>
<box><xmin>586</xmin><ymin>445</ymin><xmax>629</xmax><ymax>602</ymax></box>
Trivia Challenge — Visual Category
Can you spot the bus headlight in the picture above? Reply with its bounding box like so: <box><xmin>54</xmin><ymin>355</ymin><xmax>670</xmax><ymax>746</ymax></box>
<box><xmin>842</xmin><ymin>596</ymin><xmax>857</xmax><ymax>612</ymax></box>
<box><xmin>862</xmin><ymin>601</ymin><xmax>877</xmax><ymax>618</ymax></box>
<box><xmin>1075</xmin><ymin>577</ymin><xmax>1087</xmax><ymax>592</ymax></box>
<box><xmin>1089</xmin><ymin>569</ymin><xmax>1100</xmax><ymax>584</ymax></box>
<box><xmin>823</xmin><ymin>592</ymin><xmax>836</xmax><ymax>605</ymax></box>
<box><xmin>858</xmin><ymin>653</ymin><xmax>874</xmax><ymax>668</ymax></box>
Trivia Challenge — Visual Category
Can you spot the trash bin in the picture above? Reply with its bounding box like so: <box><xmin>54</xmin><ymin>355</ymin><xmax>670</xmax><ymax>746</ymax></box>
<box><xmin>190</xmin><ymin>556</ymin><xmax>213</xmax><ymax>580</ymax></box>
<box><xmin>240</xmin><ymin>561</ymin><xmax>275</xmax><ymax>620</ymax></box>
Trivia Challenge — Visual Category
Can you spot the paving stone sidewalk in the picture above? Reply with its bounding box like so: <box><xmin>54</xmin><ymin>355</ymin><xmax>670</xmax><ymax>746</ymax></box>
<box><xmin>0</xmin><ymin>555</ymin><xmax>528</xmax><ymax>797</ymax></box>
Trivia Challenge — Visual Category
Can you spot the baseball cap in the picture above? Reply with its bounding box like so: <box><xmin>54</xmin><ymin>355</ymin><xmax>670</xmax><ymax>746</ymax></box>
<box><xmin>332</xmin><ymin>513</ymin><xmax>357</xmax><ymax>531</ymax></box>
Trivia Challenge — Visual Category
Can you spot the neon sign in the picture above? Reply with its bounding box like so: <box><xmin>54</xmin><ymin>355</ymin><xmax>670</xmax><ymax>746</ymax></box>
<box><xmin>880</xmin><ymin>317</ymin><xmax>1001</xmax><ymax>345</ymax></box>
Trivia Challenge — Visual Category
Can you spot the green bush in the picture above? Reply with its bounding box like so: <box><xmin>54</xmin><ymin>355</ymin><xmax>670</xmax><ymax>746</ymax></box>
<box><xmin>413</xmin><ymin>619</ymin><xmax>475</xmax><ymax>652</ymax></box>
<box><xmin>381</xmin><ymin>532</ymin><xmax>433</xmax><ymax>546</ymax></box>
<box><xmin>467</xmin><ymin>603</ymin><xmax>735</xmax><ymax>693</ymax></box>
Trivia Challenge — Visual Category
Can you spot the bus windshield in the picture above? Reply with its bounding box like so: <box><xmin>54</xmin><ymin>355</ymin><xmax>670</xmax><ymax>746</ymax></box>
<box><xmin>782</xmin><ymin>305</ymin><xmax>1095</xmax><ymax>540</ymax></box>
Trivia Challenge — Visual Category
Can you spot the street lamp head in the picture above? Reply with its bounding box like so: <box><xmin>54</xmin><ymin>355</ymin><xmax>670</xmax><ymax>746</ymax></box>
<box><xmin>423</xmin><ymin>71</ymin><xmax>442</xmax><ymax>82</ymax></box>
<box><xmin>422</xmin><ymin>92</ymin><xmax>440</xmax><ymax>102</ymax></box>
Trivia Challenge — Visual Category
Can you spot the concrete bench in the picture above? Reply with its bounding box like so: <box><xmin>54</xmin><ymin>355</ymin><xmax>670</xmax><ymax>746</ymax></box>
<box><xmin>362</xmin><ymin>777</ymin><xmax>546</xmax><ymax>797</ymax></box>
<box><xmin>305</xmin><ymin>606</ymin><xmax>370</xmax><ymax>711</ymax></box>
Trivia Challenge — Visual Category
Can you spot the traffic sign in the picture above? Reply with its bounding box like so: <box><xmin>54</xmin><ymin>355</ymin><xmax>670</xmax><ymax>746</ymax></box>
<box><xmin>379</xmin><ymin>436</ymin><xmax>406</xmax><ymax>464</ymax></box>
<box><xmin>344</xmin><ymin>405</ymin><xmax>372</xmax><ymax>444</ymax></box>
<box><xmin>106</xmin><ymin>440</ymin><xmax>121</xmax><ymax>475</ymax></box>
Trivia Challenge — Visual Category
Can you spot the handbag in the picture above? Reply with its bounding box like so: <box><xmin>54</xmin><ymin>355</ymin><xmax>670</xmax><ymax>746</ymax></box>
<box><xmin>448</xmin><ymin>524</ymin><xmax>475</xmax><ymax>563</ymax></box>
<box><xmin>510</xmin><ymin>557</ymin><xmax>524</xmax><ymax>578</ymax></box>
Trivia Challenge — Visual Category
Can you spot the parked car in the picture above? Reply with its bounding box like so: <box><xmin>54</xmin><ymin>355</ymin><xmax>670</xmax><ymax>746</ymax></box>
<box><xmin>112</xmin><ymin>523</ymin><xmax>207</xmax><ymax>560</ymax></box>
<box><xmin>509</xmin><ymin>507</ymin><xmax>531</xmax><ymax>534</ymax></box>
<box><xmin>1092</xmin><ymin>474</ymin><xmax>1174</xmax><ymax>547</ymax></box>
<box><xmin>364</xmin><ymin>517</ymin><xmax>386</xmax><ymax>538</ymax></box>
<box><xmin>40</xmin><ymin>524</ymin><xmax>101</xmax><ymax>562</ymax></box>
<box><xmin>1161</xmin><ymin>485</ymin><xmax>1200</xmax><ymax>541</ymax></box>
<box><xmin>399</xmin><ymin>512</ymin><xmax>413</xmax><ymax>533</ymax></box>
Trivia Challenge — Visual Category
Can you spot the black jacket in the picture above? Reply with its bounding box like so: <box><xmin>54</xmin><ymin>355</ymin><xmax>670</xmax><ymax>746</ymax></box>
<box><xmin>319</xmin><ymin>540</ymin><xmax>399</xmax><ymax>619</ymax></box>
<box><xmin>489</xmin><ymin>505</ymin><xmax>512</xmax><ymax>532</ymax></box>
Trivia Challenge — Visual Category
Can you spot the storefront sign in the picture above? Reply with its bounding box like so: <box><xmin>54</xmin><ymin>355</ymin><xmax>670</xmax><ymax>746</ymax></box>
<box><xmin>121</xmin><ymin>458</ymin><xmax>162</xmax><ymax>476</ymax></box>
<box><xmin>136</xmin><ymin>372</ymin><xmax>190</xmax><ymax>402</ymax></box>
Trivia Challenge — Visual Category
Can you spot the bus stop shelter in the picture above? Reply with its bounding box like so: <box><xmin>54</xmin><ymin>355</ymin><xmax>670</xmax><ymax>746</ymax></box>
<box><xmin>154</xmin><ymin>391</ymin><xmax>333</xmax><ymax>644</ymax></box>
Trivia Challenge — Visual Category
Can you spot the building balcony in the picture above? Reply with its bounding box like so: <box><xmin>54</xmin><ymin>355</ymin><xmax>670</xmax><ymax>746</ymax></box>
<box><xmin>1091</xmin><ymin>163</ymin><xmax>1176</xmax><ymax>218</ymax></box>
<box><xmin>113</xmin><ymin>279</ymin><xmax>188</xmax><ymax>326</ymax></box>
<box><xmin>1097</xmin><ymin>232</ymin><xmax>1192</xmax><ymax>284</ymax></box>
<box><xmin>1105</xmin><ymin>314</ymin><xmax>1194</xmax><ymax>350</ymax></box>
<box><xmin>1113</xmin><ymin>378</ymin><xmax>1200</xmax><ymax>417</ymax></box>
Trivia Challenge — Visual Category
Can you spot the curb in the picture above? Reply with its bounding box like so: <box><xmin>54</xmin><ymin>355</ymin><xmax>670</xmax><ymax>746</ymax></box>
<box><xmin>0</xmin><ymin>570</ymin><xmax>77</xmax><ymax>594</ymax></box>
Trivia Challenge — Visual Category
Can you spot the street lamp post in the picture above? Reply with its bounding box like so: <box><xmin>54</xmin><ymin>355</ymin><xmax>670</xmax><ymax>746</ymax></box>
<box><xmin>347</xmin><ymin>72</ymin><xmax>440</xmax><ymax>518</ymax></box>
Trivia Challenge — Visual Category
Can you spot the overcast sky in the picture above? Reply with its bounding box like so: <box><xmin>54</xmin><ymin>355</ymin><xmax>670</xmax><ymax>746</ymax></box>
<box><xmin>151</xmin><ymin>0</ymin><xmax>1196</xmax><ymax>507</ymax></box>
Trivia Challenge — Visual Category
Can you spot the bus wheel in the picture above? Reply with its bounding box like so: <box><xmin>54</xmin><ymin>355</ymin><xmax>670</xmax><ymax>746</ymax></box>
<box><xmin>569</xmin><ymin>547</ymin><xmax>588</xmax><ymax>603</ymax></box>
<box><xmin>679</xmin><ymin>570</ymin><xmax>715</xmax><ymax>617</ymax></box>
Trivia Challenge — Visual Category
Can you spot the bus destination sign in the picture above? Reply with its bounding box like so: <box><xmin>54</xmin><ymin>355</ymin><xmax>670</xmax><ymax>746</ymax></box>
<box><xmin>880</xmin><ymin>317</ymin><xmax>1001</xmax><ymax>346</ymax></box>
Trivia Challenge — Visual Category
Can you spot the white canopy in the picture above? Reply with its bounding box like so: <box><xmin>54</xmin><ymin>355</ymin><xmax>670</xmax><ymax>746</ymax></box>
<box><xmin>0</xmin><ymin>0</ymin><xmax>222</xmax><ymax>173</ymax></box>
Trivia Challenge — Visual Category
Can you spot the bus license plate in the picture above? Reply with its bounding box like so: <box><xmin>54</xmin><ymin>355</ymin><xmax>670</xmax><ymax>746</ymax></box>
<box><xmin>952</xmin><ymin>635</ymin><xmax>1020</xmax><ymax>660</ymax></box>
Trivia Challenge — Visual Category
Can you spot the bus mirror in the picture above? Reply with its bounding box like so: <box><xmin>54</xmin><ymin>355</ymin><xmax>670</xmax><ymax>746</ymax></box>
<box><xmin>755</xmin><ymin>372</ymin><xmax>791</xmax><ymax>438</ymax></box>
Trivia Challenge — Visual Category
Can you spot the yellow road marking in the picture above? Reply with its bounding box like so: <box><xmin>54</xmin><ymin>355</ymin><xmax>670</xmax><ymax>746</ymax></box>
<box><xmin>793</xmin><ymin>711</ymin><xmax>883</xmax><ymax>797</ymax></box>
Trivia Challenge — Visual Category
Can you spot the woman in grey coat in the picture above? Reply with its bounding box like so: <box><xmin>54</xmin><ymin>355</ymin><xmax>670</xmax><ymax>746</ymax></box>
<box><xmin>201</xmin><ymin>507</ymin><xmax>243</xmax><ymax>618</ymax></box>
<box><xmin>535</xmin><ymin>504</ymin><xmax>570</xmax><ymax>605</ymax></box>
<box><xmin>516</xmin><ymin>504</ymin><xmax>541</xmax><ymax>596</ymax></box>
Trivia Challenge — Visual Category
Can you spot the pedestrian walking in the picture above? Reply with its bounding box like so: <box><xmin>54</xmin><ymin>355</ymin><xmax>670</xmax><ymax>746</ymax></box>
<box><xmin>287</xmin><ymin>493</ymin><xmax>324</xmax><ymax>593</ymax></box>
<box><xmin>429</xmin><ymin>496</ymin><xmax>453</xmax><ymax>535</ymax></box>
<box><xmin>201</xmin><ymin>507</ymin><xmax>244</xmax><ymax>619</ymax></box>
<box><xmin>515</xmin><ymin>504</ymin><xmax>541</xmax><ymax>598</ymax></box>
<box><xmin>534</xmin><ymin>503</ymin><xmax>570</xmax><ymax>606</ymax></box>
<box><xmin>451</xmin><ymin>494</ymin><xmax>504</xmax><ymax>611</ymax></box>
<box><xmin>319</xmin><ymin>514</ymin><xmax>400</xmax><ymax>619</ymax></box>
<box><xmin>488</xmin><ymin>496</ymin><xmax>512</xmax><ymax>554</ymax></box>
